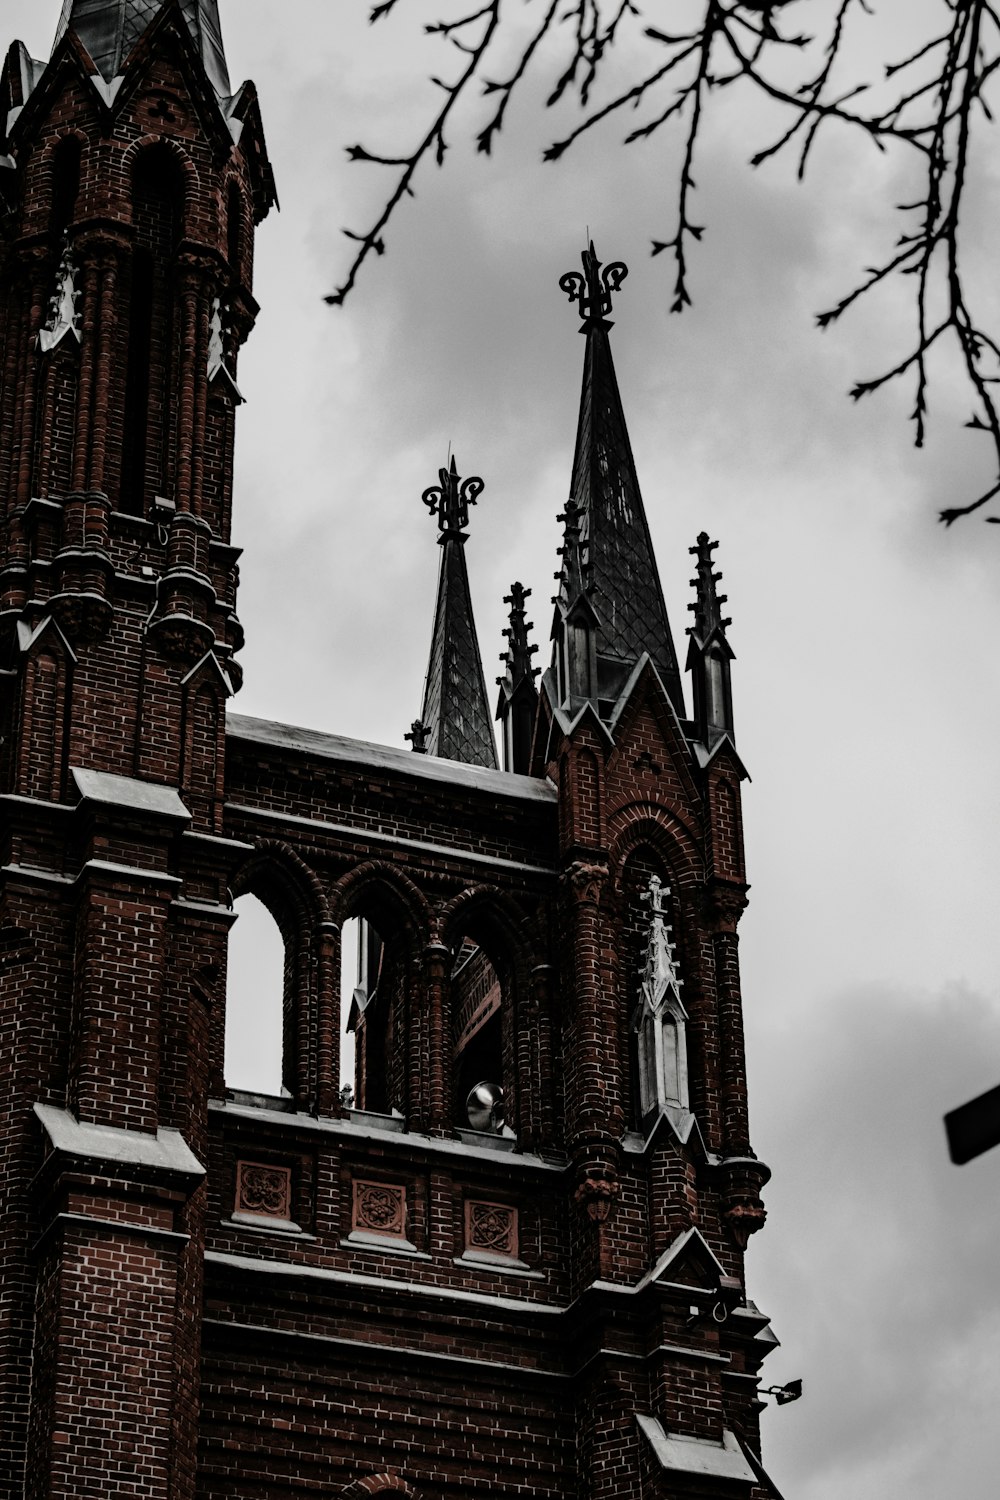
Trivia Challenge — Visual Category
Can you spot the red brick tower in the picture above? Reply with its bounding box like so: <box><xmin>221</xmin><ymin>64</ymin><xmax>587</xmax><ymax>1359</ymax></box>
<box><xmin>0</xmin><ymin>2</ymin><xmax>273</xmax><ymax>1494</ymax></box>
<box><xmin>0</xmin><ymin>8</ymin><xmax>782</xmax><ymax>1498</ymax></box>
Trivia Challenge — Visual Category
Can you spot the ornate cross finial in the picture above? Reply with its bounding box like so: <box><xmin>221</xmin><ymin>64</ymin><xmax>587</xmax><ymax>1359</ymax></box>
<box><xmin>640</xmin><ymin>873</ymin><xmax>668</xmax><ymax>919</ymax></box>
<box><xmin>639</xmin><ymin>874</ymin><xmax>684</xmax><ymax>1017</ymax></box>
<box><xmin>686</xmin><ymin>531</ymin><xmax>732</xmax><ymax>642</ymax></box>
<box><xmin>422</xmin><ymin>454</ymin><xmax>484</xmax><ymax>538</ymax></box>
<box><xmin>559</xmin><ymin>240</ymin><xmax>628</xmax><ymax>332</ymax></box>
<box><xmin>405</xmin><ymin>719</ymin><xmax>430</xmax><ymax>753</ymax></box>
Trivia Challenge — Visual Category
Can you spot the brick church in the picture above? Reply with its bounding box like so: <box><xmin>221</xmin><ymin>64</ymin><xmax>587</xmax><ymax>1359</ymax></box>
<box><xmin>0</xmin><ymin>2</ymin><xmax>786</xmax><ymax>1495</ymax></box>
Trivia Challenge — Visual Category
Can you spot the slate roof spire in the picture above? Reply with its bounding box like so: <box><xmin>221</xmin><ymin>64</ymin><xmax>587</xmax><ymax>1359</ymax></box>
<box><xmin>556</xmin><ymin>242</ymin><xmax>684</xmax><ymax>716</ymax></box>
<box><xmin>416</xmin><ymin>457</ymin><xmax>499</xmax><ymax>769</ymax></box>
<box><xmin>53</xmin><ymin>0</ymin><xmax>231</xmax><ymax>97</ymax></box>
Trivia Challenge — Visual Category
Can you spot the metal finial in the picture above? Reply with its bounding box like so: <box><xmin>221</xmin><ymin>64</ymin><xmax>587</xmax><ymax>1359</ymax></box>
<box><xmin>422</xmin><ymin>454</ymin><xmax>485</xmax><ymax>537</ymax></box>
<box><xmin>559</xmin><ymin>240</ymin><xmax>628</xmax><ymax>332</ymax></box>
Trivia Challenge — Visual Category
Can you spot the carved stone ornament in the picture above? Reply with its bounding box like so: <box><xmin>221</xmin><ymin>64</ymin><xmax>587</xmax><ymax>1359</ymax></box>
<box><xmin>563</xmin><ymin>860</ymin><xmax>608</xmax><ymax>907</ymax></box>
<box><xmin>573</xmin><ymin>1172</ymin><xmax>620</xmax><ymax>1224</ymax></box>
<box><xmin>722</xmin><ymin>1199</ymin><xmax>767</xmax><ymax>1250</ymax></box>
<box><xmin>49</xmin><ymin>591</ymin><xmax>113</xmax><ymax>644</ymax></box>
<box><xmin>634</xmin><ymin>875</ymin><xmax>689</xmax><ymax>1119</ymax></box>
<box><xmin>706</xmin><ymin>881</ymin><xmax>749</xmax><ymax>933</ymax></box>
<box><xmin>147</xmin><ymin>612</ymin><xmax>215</xmax><ymax>664</ymax></box>
<box><xmin>465</xmin><ymin>1199</ymin><xmax>519</xmax><ymax>1259</ymax></box>
<box><xmin>353</xmin><ymin>1179</ymin><xmax>407</xmax><ymax>1239</ymax></box>
<box><xmin>39</xmin><ymin>240</ymin><xmax>82</xmax><ymax>354</ymax></box>
<box><xmin>235</xmin><ymin>1160</ymin><xmax>292</xmax><ymax>1220</ymax></box>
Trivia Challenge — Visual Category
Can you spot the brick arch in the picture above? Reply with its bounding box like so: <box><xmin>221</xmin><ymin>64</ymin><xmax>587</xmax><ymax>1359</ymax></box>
<box><xmin>339</xmin><ymin>1474</ymin><xmax>416</xmax><ymax>1498</ymax></box>
<box><xmin>438</xmin><ymin>884</ymin><xmax>532</xmax><ymax>975</ymax></box>
<box><xmin>608</xmin><ymin>805</ymin><xmax>702</xmax><ymax>893</ymax></box>
<box><xmin>121</xmin><ymin>133</ymin><xmax>199</xmax><ymax>233</ymax></box>
<box><xmin>232</xmin><ymin>839</ymin><xmax>330</xmax><ymax>934</ymax></box>
<box><xmin>329</xmin><ymin>860</ymin><xmax>430</xmax><ymax>954</ymax></box>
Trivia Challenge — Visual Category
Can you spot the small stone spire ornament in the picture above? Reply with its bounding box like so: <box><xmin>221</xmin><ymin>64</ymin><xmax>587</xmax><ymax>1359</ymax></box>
<box><xmin>685</xmin><ymin>531</ymin><xmax>736</xmax><ymax>745</ymax></box>
<box><xmin>496</xmin><ymin>582</ymin><xmax>540</xmax><ymax>775</ymax></box>
<box><xmin>39</xmin><ymin>239</ymin><xmax>82</xmax><ymax>353</ymax></box>
<box><xmin>634</xmin><ymin>875</ymin><xmax>689</xmax><ymax>1121</ymax></box>
<box><xmin>559</xmin><ymin>240</ymin><xmax>628</xmax><ymax>332</ymax></box>
<box><xmin>422</xmin><ymin>454</ymin><xmax>484</xmax><ymax>539</ymax></box>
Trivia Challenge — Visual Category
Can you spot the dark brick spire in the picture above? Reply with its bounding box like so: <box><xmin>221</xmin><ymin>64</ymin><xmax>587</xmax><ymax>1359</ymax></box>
<box><xmin>417</xmin><ymin>457</ymin><xmax>499</xmax><ymax>769</ymax></box>
<box><xmin>53</xmin><ymin>0</ymin><xmax>231</xmax><ymax>97</ymax></box>
<box><xmin>557</xmin><ymin>243</ymin><xmax>685</xmax><ymax>717</ymax></box>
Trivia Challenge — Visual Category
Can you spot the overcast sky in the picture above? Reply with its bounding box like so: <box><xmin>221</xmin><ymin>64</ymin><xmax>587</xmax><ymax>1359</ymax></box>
<box><xmin>11</xmin><ymin>3</ymin><xmax>1000</xmax><ymax>1495</ymax></box>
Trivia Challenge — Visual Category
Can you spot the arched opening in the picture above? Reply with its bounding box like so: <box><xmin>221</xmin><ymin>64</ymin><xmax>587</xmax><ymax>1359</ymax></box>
<box><xmin>122</xmin><ymin>144</ymin><xmax>183</xmax><ymax>515</ymax></box>
<box><xmin>452</xmin><ymin>939</ymin><xmax>506</xmax><ymax>1132</ymax></box>
<box><xmin>340</xmin><ymin>912</ymin><xmax>402</xmax><ymax>1116</ymax></box>
<box><xmin>225</xmin><ymin>893</ymin><xmax>285</xmax><ymax>1097</ymax></box>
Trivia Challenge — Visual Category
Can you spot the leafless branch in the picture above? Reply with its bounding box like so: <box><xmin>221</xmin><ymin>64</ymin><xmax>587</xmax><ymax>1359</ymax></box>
<box><xmin>334</xmin><ymin>0</ymin><xmax>1000</xmax><ymax>523</ymax></box>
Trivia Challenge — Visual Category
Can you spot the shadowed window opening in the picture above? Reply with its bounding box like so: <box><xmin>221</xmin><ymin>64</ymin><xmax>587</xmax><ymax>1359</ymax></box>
<box><xmin>50</xmin><ymin>137</ymin><xmax>81</xmax><ymax>236</ymax></box>
<box><xmin>342</xmin><ymin>915</ymin><xmax>395</xmax><ymax>1114</ymax></box>
<box><xmin>225</xmin><ymin>893</ymin><xmax>285</xmax><ymax>1097</ymax></box>
<box><xmin>122</xmin><ymin>145</ymin><xmax>182</xmax><ymax>515</ymax></box>
<box><xmin>452</xmin><ymin>940</ymin><xmax>506</xmax><ymax>1133</ymax></box>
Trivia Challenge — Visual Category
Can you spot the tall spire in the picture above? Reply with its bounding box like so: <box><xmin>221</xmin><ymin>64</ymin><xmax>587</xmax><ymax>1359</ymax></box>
<box><xmin>53</xmin><ymin>0</ymin><xmax>231</xmax><ymax>97</ymax></box>
<box><xmin>557</xmin><ymin>243</ymin><xmax>684</xmax><ymax>716</ymax></box>
<box><xmin>415</xmin><ymin>457</ymin><xmax>499</xmax><ymax>769</ymax></box>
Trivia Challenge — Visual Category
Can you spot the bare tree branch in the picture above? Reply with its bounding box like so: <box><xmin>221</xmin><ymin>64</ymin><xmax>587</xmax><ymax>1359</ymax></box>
<box><xmin>333</xmin><ymin>0</ymin><xmax>1000</xmax><ymax>523</ymax></box>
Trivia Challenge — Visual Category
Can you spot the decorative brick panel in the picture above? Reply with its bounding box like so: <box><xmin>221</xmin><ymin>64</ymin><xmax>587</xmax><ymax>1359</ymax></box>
<box><xmin>235</xmin><ymin>1160</ymin><xmax>292</xmax><ymax>1220</ymax></box>
<box><xmin>465</xmin><ymin>1199</ymin><xmax>519</xmax><ymax>1260</ymax></box>
<box><xmin>352</xmin><ymin>1179</ymin><xmax>407</xmax><ymax>1239</ymax></box>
